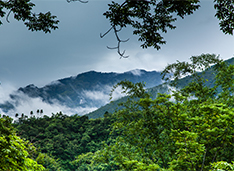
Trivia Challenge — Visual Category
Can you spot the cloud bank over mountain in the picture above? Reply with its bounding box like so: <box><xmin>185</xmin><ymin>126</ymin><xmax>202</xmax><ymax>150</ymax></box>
<box><xmin>0</xmin><ymin>70</ymin><xmax>162</xmax><ymax>118</ymax></box>
<box><xmin>0</xmin><ymin>85</ymin><xmax>98</xmax><ymax>118</ymax></box>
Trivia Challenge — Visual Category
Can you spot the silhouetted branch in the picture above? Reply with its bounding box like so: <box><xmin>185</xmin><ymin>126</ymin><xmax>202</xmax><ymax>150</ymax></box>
<box><xmin>113</xmin><ymin>26</ymin><xmax>129</xmax><ymax>42</ymax></box>
<box><xmin>6</xmin><ymin>9</ymin><xmax>12</xmax><ymax>23</ymax></box>
<box><xmin>100</xmin><ymin>1</ymin><xmax>130</xmax><ymax>58</ymax></box>
<box><xmin>100</xmin><ymin>26</ymin><xmax>113</xmax><ymax>38</ymax></box>
<box><xmin>115</xmin><ymin>26</ymin><xmax>122</xmax><ymax>32</ymax></box>
<box><xmin>67</xmin><ymin>0</ymin><xmax>88</xmax><ymax>3</ymax></box>
<box><xmin>107</xmin><ymin>45</ymin><xmax>117</xmax><ymax>50</ymax></box>
<box><xmin>101</xmin><ymin>25</ymin><xmax>129</xmax><ymax>58</ymax></box>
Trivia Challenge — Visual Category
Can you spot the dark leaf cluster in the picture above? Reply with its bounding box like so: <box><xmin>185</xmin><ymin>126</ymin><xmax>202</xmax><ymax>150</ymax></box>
<box><xmin>0</xmin><ymin>0</ymin><xmax>59</xmax><ymax>33</ymax></box>
<box><xmin>214</xmin><ymin>0</ymin><xmax>234</xmax><ymax>35</ymax></box>
<box><xmin>102</xmin><ymin>0</ymin><xmax>200</xmax><ymax>56</ymax></box>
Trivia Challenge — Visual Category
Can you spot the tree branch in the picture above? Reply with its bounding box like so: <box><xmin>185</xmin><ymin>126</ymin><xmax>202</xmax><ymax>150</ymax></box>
<box><xmin>6</xmin><ymin>9</ymin><xmax>12</xmax><ymax>23</ymax></box>
<box><xmin>67</xmin><ymin>0</ymin><xmax>88</xmax><ymax>3</ymax></box>
<box><xmin>100</xmin><ymin>26</ymin><xmax>113</xmax><ymax>38</ymax></box>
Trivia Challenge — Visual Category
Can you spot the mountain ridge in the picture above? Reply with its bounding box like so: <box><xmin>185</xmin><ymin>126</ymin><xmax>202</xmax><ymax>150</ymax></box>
<box><xmin>87</xmin><ymin>57</ymin><xmax>234</xmax><ymax>119</ymax></box>
<box><xmin>0</xmin><ymin>69</ymin><xmax>162</xmax><ymax>116</ymax></box>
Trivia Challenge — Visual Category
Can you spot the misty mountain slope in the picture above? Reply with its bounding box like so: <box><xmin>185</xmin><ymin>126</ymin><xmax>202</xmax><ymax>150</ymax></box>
<box><xmin>0</xmin><ymin>69</ymin><xmax>162</xmax><ymax>116</ymax></box>
<box><xmin>87</xmin><ymin>57</ymin><xmax>234</xmax><ymax>119</ymax></box>
<box><xmin>87</xmin><ymin>83</ymin><xmax>170</xmax><ymax>119</ymax></box>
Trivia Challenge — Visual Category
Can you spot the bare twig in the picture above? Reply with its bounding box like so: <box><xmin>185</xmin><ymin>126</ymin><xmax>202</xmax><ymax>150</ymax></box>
<box><xmin>212</xmin><ymin>150</ymin><xmax>217</xmax><ymax>163</ymax></box>
<box><xmin>100</xmin><ymin>27</ymin><xmax>113</xmax><ymax>38</ymax></box>
<box><xmin>102</xmin><ymin>25</ymin><xmax>129</xmax><ymax>58</ymax></box>
<box><xmin>100</xmin><ymin>1</ymin><xmax>130</xmax><ymax>58</ymax></box>
<box><xmin>67</xmin><ymin>0</ymin><xmax>88</xmax><ymax>3</ymax></box>
<box><xmin>6</xmin><ymin>9</ymin><xmax>12</xmax><ymax>23</ymax></box>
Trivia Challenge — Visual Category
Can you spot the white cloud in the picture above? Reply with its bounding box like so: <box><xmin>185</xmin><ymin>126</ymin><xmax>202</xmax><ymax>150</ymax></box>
<box><xmin>4</xmin><ymin>93</ymin><xmax>99</xmax><ymax>118</ymax></box>
<box><xmin>83</xmin><ymin>90</ymin><xmax>109</xmax><ymax>102</ymax></box>
<box><xmin>0</xmin><ymin>83</ymin><xmax>99</xmax><ymax>119</ymax></box>
<box><xmin>82</xmin><ymin>84</ymin><xmax>125</xmax><ymax>105</ymax></box>
<box><xmin>46</xmin><ymin>80</ymin><xmax>61</xmax><ymax>86</ymax></box>
<box><xmin>129</xmin><ymin>69</ymin><xmax>142</xmax><ymax>76</ymax></box>
<box><xmin>0</xmin><ymin>80</ymin><xmax>128</xmax><ymax>119</ymax></box>
<box><xmin>0</xmin><ymin>83</ymin><xmax>17</xmax><ymax>104</ymax></box>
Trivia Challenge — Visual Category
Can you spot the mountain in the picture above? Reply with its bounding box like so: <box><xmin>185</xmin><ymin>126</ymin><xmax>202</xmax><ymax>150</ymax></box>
<box><xmin>87</xmin><ymin>57</ymin><xmax>234</xmax><ymax>119</ymax></box>
<box><xmin>0</xmin><ymin>69</ymin><xmax>162</xmax><ymax>116</ymax></box>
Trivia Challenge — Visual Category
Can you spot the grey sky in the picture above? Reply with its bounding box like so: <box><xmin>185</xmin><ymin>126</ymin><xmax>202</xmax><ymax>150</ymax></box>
<box><xmin>0</xmin><ymin>0</ymin><xmax>233</xmax><ymax>88</ymax></box>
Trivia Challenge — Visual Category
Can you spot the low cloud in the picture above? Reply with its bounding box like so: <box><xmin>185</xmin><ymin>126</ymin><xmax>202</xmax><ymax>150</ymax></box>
<box><xmin>82</xmin><ymin>84</ymin><xmax>126</xmax><ymax>105</ymax></box>
<box><xmin>0</xmin><ymin>83</ymin><xmax>18</xmax><ymax>104</ymax></box>
<box><xmin>129</xmin><ymin>69</ymin><xmax>142</xmax><ymax>76</ymax></box>
<box><xmin>0</xmin><ymin>83</ymin><xmax>99</xmax><ymax>119</ymax></box>
<box><xmin>0</xmin><ymin>82</ymin><xmax>127</xmax><ymax>119</ymax></box>
<box><xmin>83</xmin><ymin>90</ymin><xmax>110</xmax><ymax>103</ymax></box>
<box><xmin>5</xmin><ymin>94</ymin><xmax>98</xmax><ymax>119</ymax></box>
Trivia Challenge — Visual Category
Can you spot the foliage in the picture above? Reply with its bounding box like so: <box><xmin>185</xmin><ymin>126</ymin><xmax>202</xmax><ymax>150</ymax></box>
<box><xmin>0</xmin><ymin>0</ymin><xmax>58</xmax><ymax>33</ymax></box>
<box><xmin>6</xmin><ymin>53</ymin><xmax>234</xmax><ymax>170</ymax></box>
<box><xmin>104</xmin><ymin>0</ymin><xmax>200</xmax><ymax>50</ymax></box>
<box><xmin>102</xmin><ymin>0</ymin><xmax>234</xmax><ymax>56</ymax></box>
<box><xmin>0</xmin><ymin>114</ymin><xmax>45</xmax><ymax>170</ymax></box>
<box><xmin>214</xmin><ymin>0</ymin><xmax>234</xmax><ymax>35</ymax></box>
<box><xmin>87</xmin><ymin>57</ymin><xmax>234</xmax><ymax>119</ymax></box>
<box><xmin>36</xmin><ymin>153</ymin><xmax>63</xmax><ymax>171</ymax></box>
<box><xmin>1</xmin><ymin>1</ymin><xmax>234</xmax><ymax>57</ymax></box>
<box><xmin>14</xmin><ymin>111</ymin><xmax>116</xmax><ymax>170</ymax></box>
<box><xmin>75</xmin><ymin>54</ymin><xmax>234</xmax><ymax>170</ymax></box>
<box><xmin>211</xmin><ymin>161</ymin><xmax>234</xmax><ymax>171</ymax></box>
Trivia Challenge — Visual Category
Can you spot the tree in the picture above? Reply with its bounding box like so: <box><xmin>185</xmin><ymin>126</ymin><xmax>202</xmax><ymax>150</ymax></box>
<box><xmin>0</xmin><ymin>114</ymin><xmax>44</xmax><ymax>170</ymax></box>
<box><xmin>77</xmin><ymin>54</ymin><xmax>234</xmax><ymax>170</ymax></box>
<box><xmin>101</xmin><ymin>0</ymin><xmax>234</xmax><ymax>57</ymax></box>
<box><xmin>0</xmin><ymin>0</ymin><xmax>59</xmax><ymax>33</ymax></box>
<box><xmin>0</xmin><ymin>0</ymin><xmax>233</xmax><ymax>57</ymax></box>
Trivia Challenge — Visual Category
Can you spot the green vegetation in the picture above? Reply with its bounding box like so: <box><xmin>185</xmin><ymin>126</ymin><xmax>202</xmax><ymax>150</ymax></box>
<box><xmin>73</xmin><ymin>54</ymin><xmax>234</xmax><ymax>170</ymax></box>
<box><xmin>0</xmin><ymin>115</ymin><xmax>44</xmax><ymax>170</ymax></box>
<box><xmin>88</xmin><ymin>57</ymin><xmax>234</xmax><ymax>119</ymax></box>
<box><xmin>1</xmin><ymin>0</ymin><xmax>234</xmax><ymax>170</ymax></box>
<box><xmin>13</xmin><ymin>112</ymin><xmax>116</xmax><ymax>170</ymax></box>
<box><xmin>2</xmin><ymin>54</ymin><xmax>234</xmax><ymax>170</ymax></box>
<box><xmin>0</xmin><ymin>0</ymin><xmax>59</xmax><ymax>33</ymax></box>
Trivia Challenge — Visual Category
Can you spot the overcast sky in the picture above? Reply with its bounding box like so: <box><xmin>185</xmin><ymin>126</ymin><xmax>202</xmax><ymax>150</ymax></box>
<box><xmin>0</xmin><ymin>0</ymin><xmax>233</xmax><ymax>89</ymax></box>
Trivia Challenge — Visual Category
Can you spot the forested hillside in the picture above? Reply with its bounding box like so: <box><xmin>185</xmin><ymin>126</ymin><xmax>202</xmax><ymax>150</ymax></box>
<box><xmin>72</xmin><ymin>54</ymin><xmax>234</xmax><ymax>170</ymax></box>
<box><xmin>13</xmin><ymin>112</ymin><xmax>116</xmax><ymax>170</ymax></box>
<box><xmin>0</xmin><ymin>54</ymin><xmax>232</xmax><ymax>171</ymax></box>
<box><xmin>87</xmin><ymin>57</ymin><xmax>234</xmax><ymax>119</ymax></box>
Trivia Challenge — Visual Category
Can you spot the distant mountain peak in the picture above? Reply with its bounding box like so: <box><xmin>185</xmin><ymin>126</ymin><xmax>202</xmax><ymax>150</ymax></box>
<box><xmin>0</xmin><ymin>69</ymin><xmax>162</xmax><ymax>117</ymax></box>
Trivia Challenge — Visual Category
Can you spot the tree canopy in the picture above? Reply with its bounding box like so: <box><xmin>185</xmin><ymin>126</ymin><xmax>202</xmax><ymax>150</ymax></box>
<box><xmin>0</xmin><ymin>0</ymin><xmax>233</xmax><ymax>57</ymax></box>
<box><xmin>71</xmin><ymin>54</ymin><xmax>234</xmax><ymax>170</ymax></box>
<box><xmin>0</xmin><ymin>0</ymin><xmax>59</xmax><ymax>33</ymax></box>
<box><xmin>0</xmin><ymin>114</ymin><xmax>45</xmax><ymax>170</ymax></box>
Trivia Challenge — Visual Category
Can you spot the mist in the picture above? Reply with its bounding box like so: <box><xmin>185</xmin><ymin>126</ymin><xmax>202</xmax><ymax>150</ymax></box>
<box><xmin>0</xmin><ymin>82</ymin><xmax>124</xmax><ymax>119</ymax></box>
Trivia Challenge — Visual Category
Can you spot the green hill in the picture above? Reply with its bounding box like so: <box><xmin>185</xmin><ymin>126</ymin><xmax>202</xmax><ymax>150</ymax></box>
<box><xmin>87</xmin><ymin>57</ymin><xmax>234</xmax><ymax>119</ymax></box>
